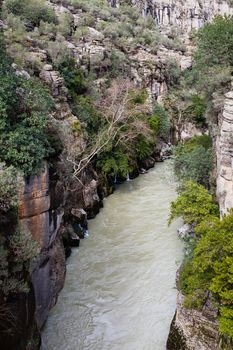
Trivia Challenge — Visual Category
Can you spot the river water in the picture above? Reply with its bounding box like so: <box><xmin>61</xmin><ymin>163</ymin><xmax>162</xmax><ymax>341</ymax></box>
<box><xmin>41</xmin><ymin>162</ymin><xmax>183</xmax><ymax>350</ymax></box>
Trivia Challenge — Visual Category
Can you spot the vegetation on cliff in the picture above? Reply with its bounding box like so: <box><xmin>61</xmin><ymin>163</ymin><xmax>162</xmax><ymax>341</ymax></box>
<box><xmin>170</xmin><ymin>185</ymin><xmax>233</xmax><ymax>339</ymax></box>
<box><xmin>168</xmin><ymin>15</ymin><xmax>233</xmax><ymax>342</ymax></box>
<box><xmin>173</xmin><ymin>135</ymin><xmax>213</xmax><ymax>188</ymax></box>
<box><xmin>0</xmin><ymin>0</ymin><xmax>172</xmax><ymax>309</ymax></box>
<box><xmin>165</xmin><ymin>16</ymin><xmax>233</xmax><ymax>131</ymax></box>
<box><xmin>0</xmin><ymin>34</ymin><xmax>54</xmax><ymax>175</ymax></box>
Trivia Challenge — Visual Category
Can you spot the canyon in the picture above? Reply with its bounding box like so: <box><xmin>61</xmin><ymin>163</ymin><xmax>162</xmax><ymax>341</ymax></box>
<box><xmin>1</xmin><ymin>1</ymin><xmax>233</xmax><ymax>349</ymax></box>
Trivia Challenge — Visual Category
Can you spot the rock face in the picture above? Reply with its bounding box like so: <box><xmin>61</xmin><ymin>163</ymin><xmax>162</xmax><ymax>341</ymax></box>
<box><xmin>167</xmin><ymin>292</ymin><xmax>220</xmax><ymax>350</ymax></box>
<box><xmin>18</xmin><ymin>164</ymin><xmax>66</xmax><ymax>330</ymax></box>
<box><xmin>167</xmin><ymin>85</ymin><xmax>233</xmax><ymax>350</ymax></box>
<box><xmin>216</xmin><ymin>84</ymin><xmax>233</xmax><ymax>216</ymax></box>
<box><xmin>133</xmin><ymin>0</ymin><xmax>233</xmax><ymax>36</ymax></box>
<box><xmin>15</xmin><ymin>159</ymin><xmax>106</xmax><ymax>343</ymax></box>
<box><xmin>3</xmin><ymin>1</ymin><xmax>233</xmax><ymax>348</ymax></box>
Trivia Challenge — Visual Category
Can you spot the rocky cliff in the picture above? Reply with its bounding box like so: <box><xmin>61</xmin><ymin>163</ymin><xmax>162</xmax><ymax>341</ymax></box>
<box><xmin>133</xmin><ymin>0</ymin><xmax>233</xmax><ymax>36</ymax></box>
<box><xmin>216</xmin><ymin>84</ymin><xmax>233</xmax><ymax>217</ymax></box>
<box><xmin>1</xmin><ymin>0</ymin><xmax>233</xmax><ymax>349</ymax></box>
<box><xmin>167</xmin><ymin>292</ymin><xmax>220</xmax><ymax>350</ymax></box>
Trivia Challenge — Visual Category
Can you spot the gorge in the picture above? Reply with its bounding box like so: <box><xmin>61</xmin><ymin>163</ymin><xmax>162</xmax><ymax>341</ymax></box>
<box><xmin>0</xmin><ymin>0</ymin><xmax>233</xmax><ymax>349</ymax></box>
<box><xmin>41</xmin><ymin>162</ymin><xmax>184</xmax><ymax>350</ymax></box>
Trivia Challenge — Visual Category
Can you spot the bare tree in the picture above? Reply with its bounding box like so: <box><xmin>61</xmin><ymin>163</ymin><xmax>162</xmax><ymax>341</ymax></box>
<box><xmin>66</xmin><ymin>79</ymin><xmax>152</xmax><ymax>182</ymax></box>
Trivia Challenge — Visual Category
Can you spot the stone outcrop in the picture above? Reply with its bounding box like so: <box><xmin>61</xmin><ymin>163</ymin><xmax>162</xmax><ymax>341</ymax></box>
<box><xmin>132</xmin><ymin>0</ymin><xmax>233</xmax><ymax>36</ymax></box>
<box><xmin>2</xmin><ymin>1</ymin><xmax>233</xmax><ymax>349</ymax></box>
<box><xmin>167</xmin><ymin>85</ymin><xmax>233</xmax><ymax>350</ymax></box>
<box><xmin>16</xmin><ymin>157</ymin><xmax>105</xmax><ymax>338</ymax></box>
<box><xmin>18</xmin><ymin>164</ymin><xmax>66</xmax><ymax>330</ymax></box>
<box><xmin>167</xmin><ymin>292</ymin><xmax>220</xmax><ymax>350</ymax></box>
<box><xmin>216</xmin><ymin>84</ymin><xmax>233</xmax><ymax>216</ymax></box>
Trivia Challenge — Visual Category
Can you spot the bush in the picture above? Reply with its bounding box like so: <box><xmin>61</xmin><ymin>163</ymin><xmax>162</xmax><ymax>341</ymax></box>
<box><xmin>194</xmin><ymin>16</ymin><xmax>233</xmax><ymax>69</ymax></box>
<box><xmin>3</xmin><ymin>0</ymin><xmax>57</xmax><ymax>27</ymax></box>
<box><xmin>152</xmin><ymin>104</ymin><xmax>170</xmax><ymax>141</ymax></box>
<box><xmin>0</xmin><ymin>164</ymin><xmax>22</xmax><ymax>214</ymax></box>
<box><xmin>97</xmin><ymin>147</ymin><xmax>132</xmax><ymax>177</ymax></box>
<box><xmin>135</xmin><ymin>135</ymin><xmax>153</xmax><ymax>160</ymax></box>
<box><xmin>58</xmin><ymin>58</ymin><xmax>87</xmax><ymax>96</ymax></box>
<box><xmin>180</xmin><ymin>212</ymin><xmax>233</xmax><ymax>339</ymax></box>
<box><xmin>169</xmin><ymin>180</ymin><xmax>219</xmax><ymax>226</ymax></box>
<box><xmin>0</xmin><ymin>226</ymin><xmax>39</xmax><ymax>296</ymax></box>
<box><xmin>72</xmin><ymin>96</ymin><xmax>104</xmax><ymax>135</ymax></box>
<box><xmin>184</xmin><ymin>95</ymin><xmax>207</xmax><ymax>126</ymax></box>
<box><xmin>173</xmin><ymin>135</ymin><xmax>213</xmax><ymax>187</ymax></box>
<box><xmin>0</xmin><ymin>38</ymin><xmax>54</xmax><ymax>174</ymax></box>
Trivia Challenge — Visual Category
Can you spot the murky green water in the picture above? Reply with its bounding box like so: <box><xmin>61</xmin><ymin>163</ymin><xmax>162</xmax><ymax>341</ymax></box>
<box><xmin>41</xmin><ymin>162</ymin><xmax>183</xmax><ymax>350</ymax></box>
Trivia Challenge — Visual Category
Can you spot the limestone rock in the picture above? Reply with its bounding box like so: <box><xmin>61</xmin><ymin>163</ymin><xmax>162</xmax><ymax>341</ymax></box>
<box><xmin>133</xmin><ymin>0</ymin><xmax>233</xmax><ymax>37</ymax></box>
<box><xmin>31</xmin><ymin>237</ymin><xmax>66</xmax><ymax>330</ymax></box>
<box><xmin>167</xmin><ymin>292</ymin><xmax>219</xmax><ymax>350</ymax></box>
<box><xmin>216</xmin><ymin>83</ymin><xmax>233</xmax><ymax>216</ymax></box>
<box><xmin>88</xmin><ymin>27</ymin><xmax>104</xmax><ymax>41</ymax></box>
<box><xmin>177</xmin><ymin>224</ymin><xmax>194</xmax><ymax>239</ymax></box>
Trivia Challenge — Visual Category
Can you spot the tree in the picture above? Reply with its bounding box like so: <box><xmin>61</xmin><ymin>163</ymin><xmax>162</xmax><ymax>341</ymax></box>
<box><xmin>173</xmin><ymin>135</ymin><xmax>213</xmax><ymax>188</ymax></box>
<box><xmin>66</xmin><ymin>79</ymin><xmax>153</xmax><ymax>181</ymax></box>
<box><xmin>194</xmin><ymin>16</ymin><xmax>233</xmax><ymax>69</ymax></box>
<box><xmin>169</xmin><ymin>181</ymin><xmax>219</xmax><ymax>226</ymax></box>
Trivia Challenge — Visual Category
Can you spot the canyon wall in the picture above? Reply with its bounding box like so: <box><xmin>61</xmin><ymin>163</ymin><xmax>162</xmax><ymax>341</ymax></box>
<box><xmin>216</xmin><ymin>84</ymin><xmax>233</xmax><ymax>217</ymax></box>
<box><xmin>133</xmin><ymin>0</ymin><xmax>233</xmax><ymax>35</ymax></box>
<box><xmin>2</xmin><ymin>1</ymin><xmax>233</xmax><ymax>349</ymax></box>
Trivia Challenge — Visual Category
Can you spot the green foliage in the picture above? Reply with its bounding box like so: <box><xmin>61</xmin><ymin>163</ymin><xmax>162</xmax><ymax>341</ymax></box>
<box><xmin>97</xmin><ymin>147</ymin><xmax>132</xmax><ymax>177</ymax></box>
<box><xmin>179</xmin><ymin>212</ymin><xmax>233</xmax><ymax>339</ymax></box>
<box><xmin>130</xmin><ymin>88</ymin><xmax>148</xmax><ymax>105</ymax></box>
<box><xmin>152</xmin><ymin>104</ymin><xmax>170</xmax><ymax>141</ymax></box>
<box><xmin>73</xmin><ymin>96</ymin><xmax>104</xmax><ymax>135</ymax></box>
<box><xmin>58</xmin><ymin>58</ymin><xmax>87</xmax><ymax>95</ymax></box>
<box><xmin>165</xmin><ymin>59</ymin><xmax>182</xmax><ymax>87</ymax></box>
<box><xmin>3</xmin><ymin>0</ymin><xmax>57</xmax><ymax>27</ymax></box>
<box><xmin>135</xmin><ymin>135</ymin><xmax>154</xmax><ymax>160</ymax></box>
<box><xmin>148</xmin><ymin>115</ymin><xmax>160</xmax><ymax>133</ymax></box>
<box><xmin>0</xmin><ymin>37</ymin><xmax>54</xmax><ymax>174</ymax></box>
<box><xmin>0</xmin><ymin>225</ymin><xmax>39</xmax><ymax>296</ymax></box>
<box><xmin>0</xmin><ymin>163</ymin><xmax>22</xmax><ymax>214</ymax></box>
<box><xmin>173</xmin><ymin>135</ymin><xmax>213</xmax><ymax>187</ymax></box>
<box><xmin>169</xmin><ymin>181</ymin><xmax>219</xmax><ymax>226</ymax></box>
<box><xmin>186</xmin><ymin>16</ymin><xmax>233</xmax><ymax>101</ymax></box>
<box><xmin>194</xmin><ymin>16</ymin><xmax>233</xmax><ymax>69</ymax></box>
<box><xmin>164</xmin><ymin>16</ymin><xmax>233</xmax><ymax>128</ymax></box>
<box><xmin>10</xmin><ymin>226</ymin><xmax>39</xmax><ymax>263</ymax></box>
<box><xmin>185</xmin><ymin>95</ymin><xmax>207</xmax><ymax>126</ymax></box>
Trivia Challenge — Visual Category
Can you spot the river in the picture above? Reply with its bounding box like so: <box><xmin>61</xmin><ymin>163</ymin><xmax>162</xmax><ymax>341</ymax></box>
<box><xmin>41</xmin><ymin>161</ymin><xmax>184</xmax><ymax>350</ymax></box>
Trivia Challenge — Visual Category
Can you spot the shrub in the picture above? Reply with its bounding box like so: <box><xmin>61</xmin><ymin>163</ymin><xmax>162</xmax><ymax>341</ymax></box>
<box><xmin>0</xmin><ymin>38</ymin><xmax>54</xmax><ymax>174</ymax></box>
<box><xmin>169</xmin><ymin>180</ymin><xmax>219</xmax><ymax>226</ymax></box>
<box><xmin>173</xmin><ymin>135</ymin><xmax>213</xmax><ymax>187</ymax></box>
<box><xmin>97</xmin><ymin>147</ymin><xmax>132</xmax><ymax>177</ymax></box>
<box><xmin>71</xmin><ymin>96</ymin><xmax>104</xmax><ymax>135</ymax></box>
<box><xmin>152</xmin><ymin>104</ymin><xmax>170</xmax><ymax>141</ymax></box>
<box><xmin>179</xmin><ymin>212</ymin><xmax>233</xmax><ymax>339</ymax></box>
<box><xmin>194</xmin><ymin>16</ymin><xmax>233</xmax><ymax>69</ymax></box>
<box><xmin>0</xmin><ymin>164</ymin><xmax>22</xmax><ymax>214</ymax></box>
<box><xmin>3</xmin><ymin>0</ymin><xmax>57</xmax><ymax>27</ymax></box>
<box><xmin>135</xmin><ymin>135</ymin><xmax>153</xmax><ymax>160</ymax></box>
<box><xmin>130</xmin><ymin>88</ymin><xmax>148</xmax><ymax>104</ymax></box>
<box><xmin>148</xmin><ymin>115</ymin><xmax>160</xmax><ymax>133</ymax></box>
<box><xmin>185</xmin><ymin>95</ymin><xmax>207</xmax><ymax>126</ymax></box>
<box><xmin>58</xmin><ymin>57</ymin><xmax>87</xmax><ymax>95</ymax></box>
<box><xmin>0</xmin><ymin>226</ymin><xmax>39</xmax><ymax>296</ymax></box>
